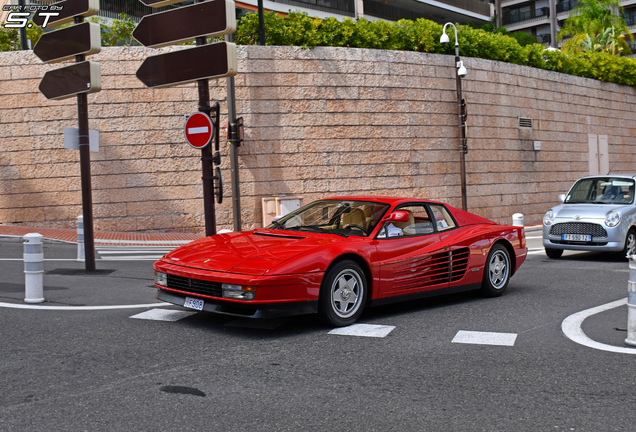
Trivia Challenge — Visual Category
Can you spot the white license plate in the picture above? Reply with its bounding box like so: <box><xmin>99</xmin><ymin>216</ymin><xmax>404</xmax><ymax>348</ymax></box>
<box><xmin>184</xmin><ymin>297</ymin><xmax>204</xmax><ymax>311</ymax></box>
<box><xmin>562</xmin><ymin>234</ymin><xmax>592</xmax><ymax>242</ymax></box>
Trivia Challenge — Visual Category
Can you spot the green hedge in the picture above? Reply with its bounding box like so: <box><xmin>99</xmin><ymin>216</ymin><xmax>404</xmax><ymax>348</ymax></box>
<box><xmin>234</xmin><ymin>11</ymin><xmax>636</xmax><ymax>88</ymax></box>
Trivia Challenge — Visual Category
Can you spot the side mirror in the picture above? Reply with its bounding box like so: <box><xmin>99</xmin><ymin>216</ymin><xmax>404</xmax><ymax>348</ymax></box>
<box><xmin>558</xmin><ymin>194</ymin><xmax>566</xmax><ymax>203</ymax></box>
<box><xmin>381</xmin><ymin>211</ymin><xmax>410</xmax><ymax>223</ymax></box>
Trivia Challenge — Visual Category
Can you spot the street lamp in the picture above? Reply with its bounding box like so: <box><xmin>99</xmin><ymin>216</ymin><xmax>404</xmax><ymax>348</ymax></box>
<box><xmin>440</xmin><ymin>23</ymin><xmax>468</xmax><ymax>211</ymax></box>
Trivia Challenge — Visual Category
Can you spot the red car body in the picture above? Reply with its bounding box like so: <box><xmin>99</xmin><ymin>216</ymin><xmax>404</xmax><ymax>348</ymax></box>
<box><xmin>153</xmin><ymin>196</ymin><xmax>527</xmax><ymax>325</ymax></box>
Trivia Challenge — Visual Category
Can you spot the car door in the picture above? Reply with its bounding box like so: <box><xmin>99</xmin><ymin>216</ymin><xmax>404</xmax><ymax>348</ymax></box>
<box><xmin>375</xmin><ymin>204</ymin><xmax>448</xmax><ymax>298</ymax></box>
<box><xmin>427</xmin><ymin>203</ymin><xmax>472</xmax><ymax>288</ymax></box>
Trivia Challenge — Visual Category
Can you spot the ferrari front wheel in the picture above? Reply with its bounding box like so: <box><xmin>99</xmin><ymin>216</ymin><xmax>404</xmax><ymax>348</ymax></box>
<box><xmin>480</xmin><ymin>244</ymin><xmax>511</xmax><ymax>297</ymax></box>
<box><xmin>318</xmin><ymin>260</ymin><xmax>367</xmax><ymax>327</ymax></box>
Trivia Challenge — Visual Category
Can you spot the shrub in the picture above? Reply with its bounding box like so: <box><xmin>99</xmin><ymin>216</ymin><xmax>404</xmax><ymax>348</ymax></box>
<box><xmin>234</xmin><ymin>11</ymin><xmax>636</xmax><ymax>88</ymax></box>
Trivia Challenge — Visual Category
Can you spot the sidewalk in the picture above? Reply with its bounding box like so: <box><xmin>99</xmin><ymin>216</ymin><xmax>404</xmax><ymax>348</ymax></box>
<box><xmin>0</xmin><ymin>224</ymin><xmax>204</xmax><ymax>246</ymax></box>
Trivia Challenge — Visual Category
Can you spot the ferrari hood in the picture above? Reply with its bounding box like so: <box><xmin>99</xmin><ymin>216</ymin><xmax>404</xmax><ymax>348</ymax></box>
<box><xmin>161</xmin><ymin>229</ymin><xmax>343</xmax><ymax>273</ymax></box>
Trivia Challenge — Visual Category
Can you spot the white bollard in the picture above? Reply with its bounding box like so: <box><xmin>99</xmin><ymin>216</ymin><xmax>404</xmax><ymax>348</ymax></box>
<box><xmin>512</xmin><ymin>213</ymin><xmax>524</xmax><ymax>227</ymax></box>
<box><xmin>625</xmin><ymin>255</ymin><xmax>636</xmax><ymax>346</ymax></box>
<box><xmin>77</xmin><ymin>215</ymin><xmax>85</xmax><ymax>262</ymax></box>
<box><xmin>23</xmin><ymin>233</ymin><xmax>45</xmax><ymax>303</ymax></box>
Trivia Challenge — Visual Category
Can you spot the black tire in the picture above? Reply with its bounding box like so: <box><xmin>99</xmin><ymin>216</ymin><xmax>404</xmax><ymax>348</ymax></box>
<box><xmin>318</xmin><ymin>260</ymin><xmax>367</xmax><ymax>327</ymax></box>
<box><xmin>545</xmin><ymin>248</ymin><xmax>563</xmax><ymax>259</ymax></box>
<box><xmin>480</xmin><ymin>244</ymin><xmax>511</xmax><ymax>297</ymax></box>
<box><xmin>621</xmin><ymin>228</ymin><xmax>636</xmax><ymax>259</ymax></box>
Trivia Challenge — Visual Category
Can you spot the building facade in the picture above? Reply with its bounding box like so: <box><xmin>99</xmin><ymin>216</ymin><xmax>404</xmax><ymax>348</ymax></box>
<box><xmin>8</xmin><ymin>0</ymin><xmax>491</xmax><ymax>25</ymax></box>
<box><xmin>494</xmin><ymin>0</ymin><xmax>636</xmax><ymax>48</ymax></box>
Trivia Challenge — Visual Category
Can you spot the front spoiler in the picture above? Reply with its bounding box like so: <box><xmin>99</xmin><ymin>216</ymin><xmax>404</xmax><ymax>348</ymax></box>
<box><xmin>156</xmin><ymin>288</ymin><xmax>318</xmax><ymax>319</ymax></box>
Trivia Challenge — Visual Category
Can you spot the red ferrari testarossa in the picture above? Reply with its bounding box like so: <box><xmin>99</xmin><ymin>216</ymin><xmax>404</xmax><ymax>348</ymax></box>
<box><xmin>154</xmin><ymin>196</ymin><xmax>527</xmax><ymax>326</ymax></box>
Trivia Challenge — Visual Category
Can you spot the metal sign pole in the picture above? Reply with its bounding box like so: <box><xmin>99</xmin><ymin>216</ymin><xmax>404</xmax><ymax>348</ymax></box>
<box><xmin>226</xmin><ymin>33</ymin><xmax>241</xmax><ymax>232</ymax></box>
<box><xmin>195</xmin><ymin>0</ymin><xmax>216</xmax><ymax>237</ymax></box>
<box><xmin>75</xmin><ymin>16</ymin><xmax>96</xmax><ymax>271</ymax></box>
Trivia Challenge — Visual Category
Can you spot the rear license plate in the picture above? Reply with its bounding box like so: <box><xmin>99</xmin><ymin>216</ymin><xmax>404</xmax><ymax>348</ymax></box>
<box><xmin>184</xmin><ymin>297</ymin><xmax>204</xmax><ymax>311</ymax></box>
<box><xmin>562</xmin><ymin>234</ymin><xmax>592</xmax><ymax>242</ymax></box>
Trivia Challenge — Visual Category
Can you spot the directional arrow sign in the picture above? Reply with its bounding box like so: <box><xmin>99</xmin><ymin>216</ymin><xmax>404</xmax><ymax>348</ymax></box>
<box><xmin>39</xmin><ymin>61</ymin><xmax>101</xmax><ymax>100</ymax></box>
<box><xmin>34</xmin><ymin>22</ymin><xmax>101</xmax><ymax>63</ymax></box>
<box><xmin>32</xmin><ymin>0</ymin><xmax>99</xmax><ymax>29</ymax></box>
<box><xmin>133</xmin><ymin>0</ymin><xmax>236</xmax><ymax>48</ymax></box>
<box><xmin>136</xmin><ymin>42</ymin><xmax>237</xmax><ymax>88</ymax></box>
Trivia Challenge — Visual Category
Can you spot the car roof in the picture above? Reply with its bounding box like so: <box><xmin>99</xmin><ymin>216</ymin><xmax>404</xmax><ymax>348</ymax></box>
<box><xmin>579</xmin><ymin>174</ymin><xmax>636</xmax><ymax>180</ymax></box>
<box><xmin>320</xmin><ymin>196</ymin><xmax>441</xmax><ymax>206</ymax></box>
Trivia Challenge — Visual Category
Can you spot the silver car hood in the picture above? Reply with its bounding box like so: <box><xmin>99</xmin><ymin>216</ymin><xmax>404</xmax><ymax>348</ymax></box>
<box><xmin>552</xmin><ymin>203</ymin><xmax>629</xmax><ymax>219</ymax></box>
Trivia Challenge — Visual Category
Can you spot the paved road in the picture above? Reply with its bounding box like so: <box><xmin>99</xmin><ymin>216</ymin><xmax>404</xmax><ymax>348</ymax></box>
<box><xmin>1</xmin><ymin>234</ymin><xmax>634</xmax><ymax>431</ymax></box>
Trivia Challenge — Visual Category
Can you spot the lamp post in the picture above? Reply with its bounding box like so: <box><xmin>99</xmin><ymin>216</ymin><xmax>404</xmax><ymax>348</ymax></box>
<box><xmin>440</xmin><ymin>23</ymin><xmax>468</xmax><ymax>211</ymax></box>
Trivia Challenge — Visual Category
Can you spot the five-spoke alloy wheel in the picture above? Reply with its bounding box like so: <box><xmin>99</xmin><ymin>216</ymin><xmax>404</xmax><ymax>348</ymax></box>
<box><xmin>481</xmin><ymin>244</ymin><xmax>511</xmax><ymax>297</ymax></box>
<box><xmin>318</xmin><ymin>260</ymin><xmax>367</xmax><ymax>327</ymax></box>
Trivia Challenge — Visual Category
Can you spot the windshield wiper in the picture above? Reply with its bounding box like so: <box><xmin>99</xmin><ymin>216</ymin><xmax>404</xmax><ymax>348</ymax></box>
<box><xmin>294</xmin><ymin>225</ymin><xmax>348</xmax><ymax>237</ymax></box>
<box><xmin>270</xmin><ymin>219</ymin><xmax>285</xmax><ymax>229</ymax></box>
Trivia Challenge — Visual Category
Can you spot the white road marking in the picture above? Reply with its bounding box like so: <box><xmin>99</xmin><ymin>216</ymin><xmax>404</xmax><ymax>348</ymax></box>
<box><xmin>527</xmin><ymin>250</ymin><xmax>545</xmax><ymax>255</ymax></box>
<box><xmin>452</xmin><ymin>330</ymin><xmax>517</xmax><ymax>346</ymax></box>
<box><xmin>561</xmin><ymin>298</ymin><xmax>636</xmax><ymax>355</ymax></box>
<box><xmin>328</xmin><ymin>323</ymin><xmax>395</xmax><ymax>338</ymax></box>
<box><xmin>0</xmin><ymin>302</ymin><xmax>170</xmax><ymax>311</ymax></box>
<box><xmin>130</xmin><ymin>308</ymin><xmax>196</xmax><ymax>321</ymax></box>
<box><xmin>526</xmin><ymin>236</ymin><xmax>543</xmax><ymax>239</ymax></box>
<box><xmin>0</xmin><ymin>259</ymin><xmax>82</xmax><ymax>261</ymax></box>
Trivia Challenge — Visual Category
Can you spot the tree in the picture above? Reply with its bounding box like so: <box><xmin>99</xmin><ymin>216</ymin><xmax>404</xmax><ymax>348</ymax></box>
<box><xmin>87</xmin><ymin>13</ymin><xmax>137</xmax><ymax>47</ymax></box>
<box><xmin>558</xmin><ymin>0</ymin><xmax>633</xmax><ymax>51</ymax></box>
<box><xmin>0</xmin><ymin>21</ymin><xmax>43</xmax><ymax>51</ymax></box>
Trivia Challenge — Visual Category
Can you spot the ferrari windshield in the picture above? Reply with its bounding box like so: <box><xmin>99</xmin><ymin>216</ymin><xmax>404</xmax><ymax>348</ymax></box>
<box><xmin>565</xmin><ymin>177</ymin><xmax>635</xmax><ymax>205</ymax></box>
<box><xmin>267</xmin><ymin>200</ymin><xmax>390</xmax><ymax>237</ymax></box>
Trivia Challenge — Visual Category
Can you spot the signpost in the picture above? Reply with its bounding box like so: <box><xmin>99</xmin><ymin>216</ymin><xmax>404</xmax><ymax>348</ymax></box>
<box><xmin>39</xmin><ymin>61</ymin><xmax>101</xmax><ymax>100</ymax></box>
<box><xmin>185</xmin><ymin>113</ymin><xmax>214</xmax><ymax>149</ymax></box>
<box><xmin>132</xmin><ymin>0</ymin><xmax>236</xmax><ymax>48</ymax></box>
<box><xmin>33</xmin><ymin>1</ymin><xmax>101</xmax><ymax>271</ymax></box>
<box><xmin>135</xmin><ymin>42</ymin><xmax>237</xmax><ymax>89</ymax></box>
<box><xmin>33</xmin><ymin>22</ymin><xmax>101</xmax><ymax>63</ymax></box>
<box><xmin>134</xmin><ymin>0</ymin><xmax>238</xmax><ymax>236</ymax></box>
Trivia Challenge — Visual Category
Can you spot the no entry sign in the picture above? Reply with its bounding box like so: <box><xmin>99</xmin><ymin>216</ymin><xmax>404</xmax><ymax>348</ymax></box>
<box><xmin>184</xmin><ymin>113</ymin><xmax>214</xmax><ymax>149</ymax></box>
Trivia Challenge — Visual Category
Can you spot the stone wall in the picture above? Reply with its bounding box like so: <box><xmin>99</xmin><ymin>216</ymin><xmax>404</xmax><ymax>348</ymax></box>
<box><xmin>1</xmin><ymin>45</ymin><xmax>635</xmax><ymax>233</ymax></box>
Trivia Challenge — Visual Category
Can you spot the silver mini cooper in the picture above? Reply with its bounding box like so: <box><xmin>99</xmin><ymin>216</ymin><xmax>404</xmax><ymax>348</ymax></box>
<box><xmin>543</xmin><ymin>175</ymin><xmax>636</xmax><ymax>258</ymax></box>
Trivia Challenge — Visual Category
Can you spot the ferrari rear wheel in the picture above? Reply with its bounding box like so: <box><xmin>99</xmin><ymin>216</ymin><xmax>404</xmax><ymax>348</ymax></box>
<box><xmin>545</xmin><ymin>248</ymin><xmax>563</xmax><ymax>259</ymax></box>
<box><xmin>480</xmin><ymin>244</ymin><xmax>511</xmax><ymax>297</ymax></box>
<box><xmin>318</xmin><ymin>260</ymin><xmax>367</xmax><ymax>327</ymax></box>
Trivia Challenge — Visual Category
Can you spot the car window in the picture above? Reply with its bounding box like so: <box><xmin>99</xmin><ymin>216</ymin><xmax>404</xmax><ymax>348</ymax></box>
<box><xmin>377</xmin><ymin>204</ymin><xmax>435</xmax><ymax>238</ymax></box>
<box><xmin>428</xmin><ymin>204</ymin><xmax>456</xmax><ymax>231</ymax></box>
<box><xmin>566</xmin><ymin>178</ymin><xmax>635</xmax><ymax>205</ymax></box>
<box><xmin>268</xmin><ymin>199</ymin><xmax>390</xmax><ymax>237</ymax></box>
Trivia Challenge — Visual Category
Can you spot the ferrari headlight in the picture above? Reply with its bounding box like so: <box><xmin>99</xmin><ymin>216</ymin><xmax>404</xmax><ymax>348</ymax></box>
<box><xmin>543</xmin><ymin>210</ymin><xmax>556</xmax><ymax>226</ymax></box>
<box><xmin>154</xmin><ymin>271</ymin><xmax>167</xmax><ymax>287</ymax></box>
<box><xmin>222</xmin><ymin>283</ymin><xmax>256</xmax><ymax>301</ymax></box>
<box><xmin>605</xmin><ymin>210</ymin><xmax>621</xmax><ymax>227</ymax></box>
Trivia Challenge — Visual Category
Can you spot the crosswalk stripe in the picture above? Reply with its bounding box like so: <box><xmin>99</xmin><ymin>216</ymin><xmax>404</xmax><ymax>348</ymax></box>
<box><xmin>452</xmin><ymin>330</ymin><xmax>517</xmax><ymax>346</ymax></box>
<box><xmin>329</xmin><ymin>323</ymin><xmax>396</xmax><ymax>338</ymax></box>
<box><xmin>130</xmin><ymin>309</ymin><xmax>197</xmax><ymax>321</ymax></box>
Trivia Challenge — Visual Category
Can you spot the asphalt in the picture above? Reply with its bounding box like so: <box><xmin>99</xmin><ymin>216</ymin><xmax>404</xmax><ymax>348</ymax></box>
<box><xmin>1</xmin><ymin>223</ymin><xmax>634</xmax><ymax>355</ymax></box>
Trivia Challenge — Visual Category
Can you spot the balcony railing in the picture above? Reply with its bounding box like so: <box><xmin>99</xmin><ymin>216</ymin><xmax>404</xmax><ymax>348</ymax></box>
<box><xmin>272</xmin><ymin>0</ymin><xmax>355</xmax><ymax>16</ymax></box>
<box><xmin>503</xmin><ymin>7</ymin><xmax>550</xmax><ymax>25</ymax></box>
